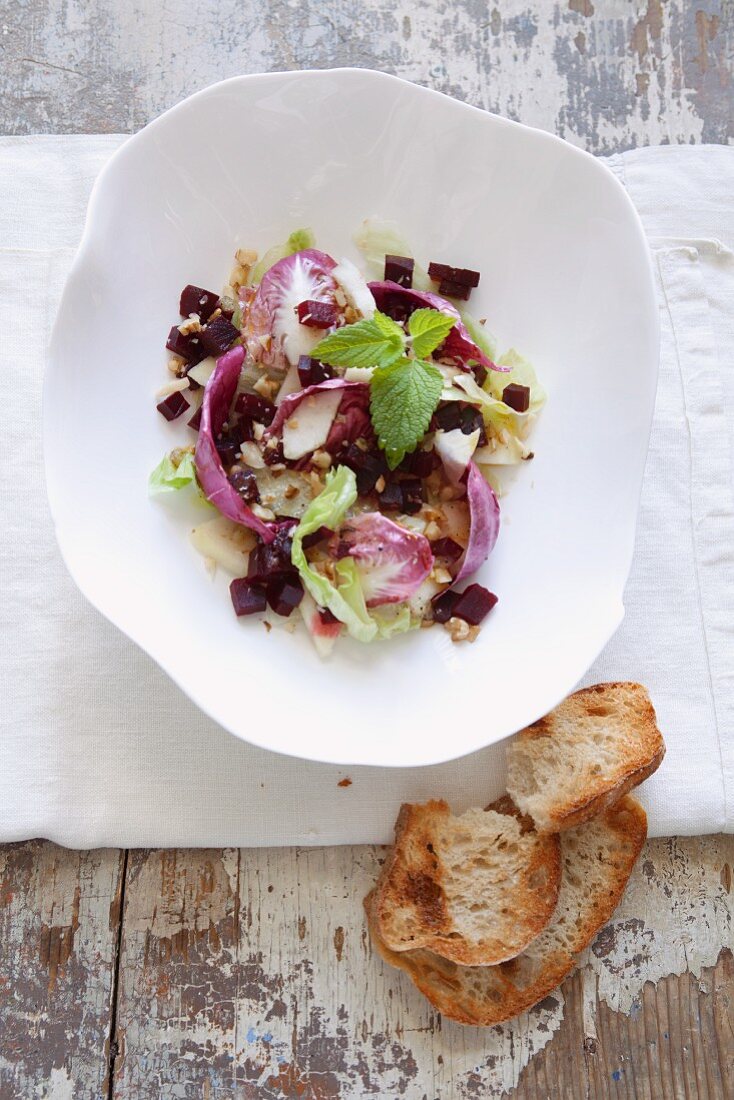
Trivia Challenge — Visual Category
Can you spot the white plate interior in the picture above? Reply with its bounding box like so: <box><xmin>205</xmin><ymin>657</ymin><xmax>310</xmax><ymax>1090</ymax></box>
<box><xmin>45</xmin><ymin>69</ymin><xmax>658</xmax><ymax>766</ymax></box>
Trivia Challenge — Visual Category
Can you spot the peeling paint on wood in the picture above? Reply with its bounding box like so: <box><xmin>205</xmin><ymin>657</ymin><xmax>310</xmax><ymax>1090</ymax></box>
<box><xmin>0</xmin><ymin>842</ymin><xmax>124</xmax><ymax>1099</ymax></box>
<box><xmin>107</xmin><ymin>837</ymin><xmax>734</xmax><ymax>1099</ymax></box>
<box><xmin>0</xmin><ymin>0</ymin><xmax>732</xmax><ymax>151</ymax></box>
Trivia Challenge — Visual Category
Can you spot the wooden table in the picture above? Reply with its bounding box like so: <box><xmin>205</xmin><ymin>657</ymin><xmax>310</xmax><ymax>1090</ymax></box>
<box><xmin>1</xmin><ymin>2</ymin><xmax>733</xmax><ymax>1096</ymax></box>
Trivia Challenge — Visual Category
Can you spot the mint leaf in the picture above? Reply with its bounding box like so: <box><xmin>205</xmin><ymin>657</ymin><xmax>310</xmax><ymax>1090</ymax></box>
<box><xmin>311</xmin><ymin>311</ymin><xmax>405</xmax><ymax>369</ymax></box>
<box><xmin>408</xmin><ymin>308</ymin><xmax>456</xmax><ymax>359</ymax></box>
<box><xmin>370</xmin><ymin>357</ymin><xmax>443</xmax><ymax>469</ymax></box>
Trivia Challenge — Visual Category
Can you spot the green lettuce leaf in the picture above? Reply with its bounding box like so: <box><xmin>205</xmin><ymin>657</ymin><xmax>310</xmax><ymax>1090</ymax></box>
<box><xmin>148</xmin><ymin>449</ymin><xmax>198</xmax><ymax>495</ymax></box>
<box><xmin>353</xmin><ymin>217</ymin><xmax>431</xmax><ymax>290</ymax></box>
<box><xmin>458</xmin><ymin>309</ymin><xmax>498</xmax><ymax>364</ymax></box>
<box><xmin>486</xmin><ymin>347</ymin><xmax>546</xmax><ymax>412</ymax></box>
<box><xmin>249</xmin><ymin>228</ymin><xmax>316</xmax><ymax>285</ymax></box>
<box><xmin>291</xmin><ymin>466</ymin><xmax>378</xmax><ymax>643</ymax></box>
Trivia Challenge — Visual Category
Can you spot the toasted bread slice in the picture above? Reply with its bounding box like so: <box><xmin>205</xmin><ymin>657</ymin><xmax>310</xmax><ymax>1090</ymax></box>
<box><xmin>506</xmin><ymin>683</ymin><xmax>665</xmax><ymax>833</ymax></box>
<box><xmin>366</xmin><ymin>795</ymin><xmax>647</xmax><ymax>1026</ymax></box>
<box><xmin>371</xmin><ymin>797</ymin><xmax>561</xmax><ymax>965</ymax></box>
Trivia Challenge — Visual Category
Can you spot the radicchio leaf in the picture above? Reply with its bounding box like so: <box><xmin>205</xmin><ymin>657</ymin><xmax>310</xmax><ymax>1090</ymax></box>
<box><xmin>367</xmin><ymin>280</ymin><xmax>508</xmax><ymax>373</ymax></box>
<box><xmin>333</xmin><ymin>512</ymin><xmax>434</xmax><ymax>607</ymax></box>
<box><xmin>244</xmin><ymin>249</ymin><xmax>339</xmax><ymax>370</ymax></box>
<box><xmin>194</xmin><ymin>345</ymin><xmax>275</xmax><ymax>543</ymax></box>
<box><xmin>266</xmin><ymin>379</ymin><xmax>371</xmax><ymax>458</ymax></box>
<box><xmin>454</xmin><ymin>462</ymin><xmax>500</xmax><ymax>582</ymax></box>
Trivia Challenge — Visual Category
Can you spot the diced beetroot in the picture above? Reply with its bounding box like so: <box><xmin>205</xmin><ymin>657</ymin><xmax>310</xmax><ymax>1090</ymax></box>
<box><xmin>230</xmin><ymin>578</ymin><xmax>267</xmax><ymax>616</ymax></box>
<box><xmin>228</xmin><ymin>467</ymin><xmax>260</xmax><ymax>503</ymax></box>
<box><xmin>431</xmin><ymin>588</ymin><xmax>460</xmax><ymax>624</ymax></box>
<box><xmin>433</xmin><ymin>403</ymin><xmax>462</xmax><ymax>432</ymax></box>
<box><xmin>379</xmin><ymin>291</ymin><xmax>417</xmax><ymax>324</ymax></box>
<box><xmin>428</xmin><ymin>262</ymin><xmax>481</xmax><ymax>288</ymax></box>
<box><xmin>266</xmin><ymin>574</ymin><xmax>304</xmax><ymax>616</ymax></box>
<box><xmin>188</xmin><ymin>406</ymin><xmax>202</xmax><ymax>431</ymax></box>
<box><xmin>179</xmin><ymin>284</ymin><xmax>219</xmax><ymax>321</ymax></box>
<box><xmin>384</xmin><ymin>255</ymin><xmax>414</xmax><ymax>288</ymax></box>
<box><xmin>430</xmin><ymin>537</ymin><xmax>464</xmax><ymax>563</ymax></box>
<box><xmin>235</xmin><ymin>392</ymin><xmax>276</xmax><ymax>424</ymax></box>
<box><xmin>302</xmin><ymin>526</ymin><xmax>334</xmax><ymax>550</ymax></box>
<box><xmin>247</xmin><ymin>528</ymin><xmax>294</xmax><ymax>582</ymax></box>
<box><xmin>377</xmin><ymin>481</ymin><xmax>403</xmax><ymax>511</ymax></box>
<box><xmin>405</xmin><ymin>448</ymin><xmax>438</xmax><ymax>478</ymax></box>
<box><xmin>439</xmin><ymin>279</ymin><xmax>471</xmax><ymax>301</ymax></box>
<box><xmin>400</xmin><ymin>477</ymin><xmax>424</xmax><ymax>515</ymax></box>
<box><xmin>452</xmin><ymin>583</ymin><xmax>498</xmax><ymax>625</ymax></box>
<box><xmin>473</xmin><ymin>363</ymin><xmax>488</xmax><ymax>388</ymax></box>
<box><xmin>297</xmin><ymin>355</ymin><xmax>334</xmax><ymax>387</ymax></box>
<box><xmin>263</xmin><ymin>440</ymin><xmax>285</xmax><ymax>466</ymax></box>
<box><xmin>319</xmin><ymin>607</ymin><xmax>339</xmax><ymax>625</ymax></box>
<box><xmin>200</xmin><ymin>316</ymin><xmax>239</xmax><ymax>356</ymax></box>
<box><xmin>502</xmin><ymin>383</ymin><xmax>531</xmax><ymax>413</ymax></box>
<box><xmin>297</xmin><ymin>300</ymin><xmax>338</xmax><ymax>329</ymax></box>
<box><xmin>460</xmin><ymin>405</ymin><xmax>488</xmax><ymax>446</ymax></box>
<box><xmin>166</xmin><ymin>325</ymin><xmax>206</xmax><ymax>364</ymax></box>
<box><xmin>157</xmin><ymin>390</ymin><xmax>190</xmax><ymax>421</ymax></box>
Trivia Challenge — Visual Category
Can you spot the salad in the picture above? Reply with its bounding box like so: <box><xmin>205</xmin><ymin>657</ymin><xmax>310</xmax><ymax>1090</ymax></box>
<box><xmin>150</xmin><ymin>220</ymin><xmax>544</xmax><ymax>656</ymax></box>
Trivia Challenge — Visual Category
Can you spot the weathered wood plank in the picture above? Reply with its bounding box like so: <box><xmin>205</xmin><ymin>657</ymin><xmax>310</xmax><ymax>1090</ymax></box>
<box><xmin>0</xmin><ymin>841</ymin><xmax>125</xmax><ymax>1100</ymax></box>
<box><xmin>1</xmin><ymin>0</ymin><xmax>732</xmax><ymax>152</ymax></box>
<box><xmin>111</xmin><ymin>835</ymin><xmax>734</xmax><ymax>1099</ymax></box>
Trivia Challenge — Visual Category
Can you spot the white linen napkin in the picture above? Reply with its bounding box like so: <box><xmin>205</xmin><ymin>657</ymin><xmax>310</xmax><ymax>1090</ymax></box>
<box><xmin>1</xmin><ymin>136</ymin><xmax>732</xmax><ymax>848</ymax></box>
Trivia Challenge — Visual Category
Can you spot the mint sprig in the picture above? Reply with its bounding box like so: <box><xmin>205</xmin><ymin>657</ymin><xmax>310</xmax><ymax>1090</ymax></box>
<box><xmin>370</xmin><ymin>356</ymin><xmax>443</xmax><ymax>469</ymax></box>
<box><xmin>311</xmin><ymin>307</ymin><xmax>455</xmax><ymax>469</ymax></box>
<box><xmin>407</xmin><ymin>308</ymin><xmax>456</xmax><ymax>359</ymax></box>
<box><xmin>311</xmin><ymin>311</ymin><xmax>404</xmax><ymax>369</ymax></box>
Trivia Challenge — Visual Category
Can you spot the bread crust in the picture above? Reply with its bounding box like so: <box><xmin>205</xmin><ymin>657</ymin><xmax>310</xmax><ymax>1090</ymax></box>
<box><xmin>371</xmin><ymin>799</ymin><xmax>561</xmax><ymax>966</ymax></box>
<box><xmin>506</xmin><ymin>683</ymin><xmax>665</xmax><ymax>833</ymax></box>
<box><xmin>366</xmin><ymin>796</ymin><xmax>647</xmax><ymax>1026</ymax></box>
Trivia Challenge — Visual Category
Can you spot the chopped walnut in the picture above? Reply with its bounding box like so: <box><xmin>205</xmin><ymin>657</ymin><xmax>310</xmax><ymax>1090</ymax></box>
<box><xmin>252</xmin><ymin>503</ymin><xmax>276</xmax><ymax>522</ymax></box>
<box><xmin>444</xmin><ymin>617</ymin><xmax>480</xmax><ymax>643</ymax></box>
<box><xmin>253</xmin><ymin>375</ymin><xmax>279</xmax><ymax>400</ymax></box>
<box><xmin>308</xmin><ymin>471</ymin><xmax>325</xmax><ymax>496</ymax></box>
<box><xmin>344</xmin><ymin>305</ymin><xmax>359</xmax><ymax>324</ymax></box>
<box><xmin>311</xmin><ymin>450</ymin><xmax>332</xmax><ymax>470</ymax></box>
<box><xmin>178</xmin><ymin>316</ymin><xmax>202</xmax><ymax>335</ymax></box>
<box><xmin>432</xmin><ymin>566</ymin><xmax>452</xmax><ymax>585</ymax></box>
<box><xmin>424</xmin><ymin>520</ymin><xmax>441</xmax><ymax>541</ymax></box>
<box><xmin>375</xmin><ymin>475</ymin><xmax>386</xmax><ymax>494</ymax></box>
<box><xmin>170</xmin><ymin>445</ymin><xmax>195</xmax><ymax>467</ymax></box>
<box><xmin>168</xmin><ymin>355</ymin><xmax>187</xmax><ymax>376</ymax></box>
<box><xmin>253</xmin><ymin>422</ymin><xmax>266</xmax><ymax>442</ymax></box>
<box><xmin>334</xmin><ymin>288</ymin><xmax>347</xmax><ymax>308</ymax></box>
<box><xmin>283</xmin><ymin>483</ymin><xmax>299</xmax><ymax>500</ymax></box>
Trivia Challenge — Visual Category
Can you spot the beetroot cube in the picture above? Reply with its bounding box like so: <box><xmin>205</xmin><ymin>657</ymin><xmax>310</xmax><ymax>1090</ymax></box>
<box><xmin>230</xmin><ymin>578</ymin><xmax>267</xmax><ymax>616</ymax></box>
<box><xmin>431</xmin><ymin>589</ymin><xmax>460</xmax><ymax>624</ymax></box>
<box><xmin>378</xmin><ymin>481</ymin><xmax>403</xmax><ymax>511</ymax></box>
<box><xmin>401</xmin><ymin>477</ymin><xmax>424</xmax><ymax>514</ymax></box>
<box><xmin>439</xmin><ymin>279</ymin><xmax>471</xmax><ymax>301</ymax></box>
<box><xmin>297</xmin><ymin>355</ymin><xmax>333</xmax><ymax>387</ymax></box>
<box><xmin>235</xmin><ymin>392</ymin><xmax>276</xmax><ymax>424</ymax></box>
<box><xmin>319</xmin><ymin>607</ymin><xmax>339</xmax><ymax>625</ymax></box>
<box><xmin>266</xmin><ymin>574</ymin><xmax>304</xmax><ymax>617</ymax></box>
<box><xmin>452</xmin><ymin>584</ymin><xmax>498</xmax><ymax>625</ymax></box>
<box><xmin>460</xmin><ymin>405</ymin><xmax>488</xmax><ymax>446</ymax></box>
<box><xmin>166</xmin><ymin>325</ymin><xmax>206</xmax><ymax>364</ymax></box>
<box><xmin>384</xmin><ymin>254</ymin><xmax>414</xmax><ymax>288</ymax></box>
<box><xmin>502</xmin><ymin>383</ymin><xmax>531</xmax><ymax>413</ymax></box>
<box><xmin>187</xmin><ymin>406</ymin><xmax>202</xmax><ymax>431</ymax></box>
<box><xmin>301</xmin><ymin>526</ymin><xmax>334</xmax><ymax>550</ymax></box>
<box><xmin>248</xmin><ymin>529</ymin><xmax>294</xmax><ymax>582</ymax></box>
<box><xmin>156</xmin><ymin>390</ymin><xmax>190</xmax><ymax>421</ymax></box>
<box><xmin>228</xmin><ymin>467</ymin><xmax>260</xmax><ymax>503</ymax></box>
<box><xmin>380</xmin><ymin>291</ymin><xmax>416</xmax><ymax>324</ymax></box>
<box><xmin>433</xmin><ymin>403</ymin><xmax>462</xmax><ymax>432</ymax></box>
<box><xmin>407</xmin><ymin>449</ymin><xmax>438</xmax><ymax>478</ymax></box>
<box><xmin>179</xmin><ymin>284</ymin><xmax>219</xmax><ymax>321</ymax></box>
<box><xmin>200</xmin><ymin>315</ymin><xmax>239</xmax><ymax>356</ymax></box>
<box><xmin>472</xmin><ymin>363</ymin><xmax>488</xmax><ymax>388</ymax></box>
<box><xmin>430</xmin><ymin>537</ymin><xmax>464</xmax><ymax>563</ymax></box>
<box><xmin>297</xmin><ymin>300</ymin><xmax>337</xmax><ymax>329</ymax></box>
<box><xmin>428</xmin><ymin>262</ymin><xmax>480</xmax><ymax>288</ymax></box>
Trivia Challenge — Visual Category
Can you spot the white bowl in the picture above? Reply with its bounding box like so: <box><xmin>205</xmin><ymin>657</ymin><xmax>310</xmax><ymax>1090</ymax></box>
<box><xmin>46</xmin><ymin>69</ymin><xmax>658</xmax><ymax>767</ymax></box>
